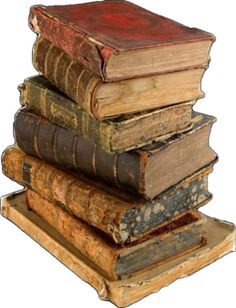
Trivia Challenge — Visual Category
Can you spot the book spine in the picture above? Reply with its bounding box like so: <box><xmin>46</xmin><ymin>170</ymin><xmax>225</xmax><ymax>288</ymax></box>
<box><xmin>33</xmin><ymin>36</ymin><xmax>102</xmax><ymax>117</ymax></box>
<box><xmin>26</xmin><ymin>189</ymin><xmax>118</xmax><ymax>279</ymax></box>
<box><xmin>19</xmin><ymin>78</ymin><xmax>112</xmax><ymax>151</ymax></box>
<box><xmin>1</xmin><ymin>147</ymin><xmax>129</xmax><ymax>245</ymax></box>
<box><xmin>14</xmin><ymin>111</ymin><xmax>144</xmax><ymax>196</ymax></box>
<box><xmin>29</xmin><ymin>6</ymin><xmax>114</xmax><ymax>81</ymax></box>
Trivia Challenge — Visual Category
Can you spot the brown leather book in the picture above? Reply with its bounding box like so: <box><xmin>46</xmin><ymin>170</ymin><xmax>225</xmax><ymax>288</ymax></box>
<box><xmin>25</xmin><ymin>189</ymin><xmax>206</xmax><ymax>280</ymax></box>
<box><xmin>14</xmin><ymin>111</ymin><xmax>217</xmax><ymax>200</ymax></box>
<box><xmin>1</xmin><ymin>146</ymin><xmax>215</xmax><ymax>245</ymax></box>
<box><xmin>19</xmin><ymin>75</ymin><xmax>193</xmax><ymax>153</ymax></box>
<box><xmin>29</xmin><ymin>0</ymin><xmax>215</xmax><ymax>82</ymax></box>
<box><xmin>33</xmin><ymin>37</ymin><xmax>205</xmax><ymax>119</ymax></box>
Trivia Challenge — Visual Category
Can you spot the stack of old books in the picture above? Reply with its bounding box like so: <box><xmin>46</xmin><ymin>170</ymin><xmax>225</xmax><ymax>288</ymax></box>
<box><xmin>1</xmin><ymin>1</ymin><xmax>235</xmax><ymax>306</ymax></box>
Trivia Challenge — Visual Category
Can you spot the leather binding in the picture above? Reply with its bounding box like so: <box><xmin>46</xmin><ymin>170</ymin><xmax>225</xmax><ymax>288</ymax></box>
<box><xmin>19</xmin><ymin>75</ymin><xmax>193</xmax><ymax>153</ymax></box>
<box><xmin>2</xmin><ymin>146</ymin><xmax>215</xmax><ymax>245</ymax></box>
<box><xmin>29</xmin><ymin>0</ymin><xmax>215</xmax><ymax>81</ymax></box>
<box><xmin>14</xmin><ymin>110</ymin><xmax>217</xmax><ymax>200</ymax></box>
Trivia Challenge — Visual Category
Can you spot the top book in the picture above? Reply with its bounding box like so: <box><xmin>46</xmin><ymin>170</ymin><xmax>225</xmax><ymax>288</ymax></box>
<box><xmin>29</xmin><ymin>0</ymin><xmax>215</xmax><ymax>82</ymax></box>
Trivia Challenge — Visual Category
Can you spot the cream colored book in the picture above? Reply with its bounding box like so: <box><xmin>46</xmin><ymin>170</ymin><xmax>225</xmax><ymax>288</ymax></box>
<box><xmin>1</xmin><ymin>190</ymin><xmax>235</xmax><ymax>307</ymax></box>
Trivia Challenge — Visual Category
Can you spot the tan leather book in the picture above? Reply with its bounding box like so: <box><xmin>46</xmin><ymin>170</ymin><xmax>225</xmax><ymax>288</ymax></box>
<box><xmin>26</xmin><ymin>190</ymin><xmax>206</xmax><ymax>280</ymax></box>
<box><xmin>19</xmin><ymin>75</ymin><xmax>193</xmax><ymax>153</ymax></box>
<box><xmin>33</xmin><ymin>36</ymin><xmax>206</xmax><ymax>119</ymax></box>
<box><xmin>1</xmin><ymin>191</ymin><xmax>234</xmax><ymax>307</ymax></box>
<box><xmin>1</xmin><ymin>146</ymin><xmax>215</xmax><ymax>245</ymax></box>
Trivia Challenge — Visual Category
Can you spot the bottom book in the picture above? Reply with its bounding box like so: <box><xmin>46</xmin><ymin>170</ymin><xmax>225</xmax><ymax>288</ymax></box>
<box><xmin>25</xmin><ymin>189</ymin><xmax>206</xmax><ymax>280</ymax></box>
<box><xmin>1</xmin><ymin>190</ymin><xmax>235</xmax><ymax>307</ymax></box>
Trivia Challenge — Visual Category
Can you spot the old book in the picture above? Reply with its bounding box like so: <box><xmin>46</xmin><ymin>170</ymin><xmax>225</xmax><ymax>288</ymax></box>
<box><xmin>1</xmin><ymin>191</ymin><xmax>235</xmax><ymax>307</ymax></box>
<box><xmin>29</xmin><ymin>0</ymin><xmax>215</xmax><ymax>82</ymax></box>
<box><xmin>26</xmin><ymin>189</ymin><xmax>205</xmax><ymax>280</ymax></box>
<box><xmin>33</xmin><ymin>37</ymin><xmax>205</xmax><ymax>119</ymax></box>
<box><xmin>1</xmin><ymin>146</ymin><xmax>214</xmax><ymax>245</ymax></box>
<box><xmin>14</xmin><ymin>111</ymin><xmax>217</xmax><ymax>199</ymax></box>
<box><xmin>19</xmin><ymin>76</ymin><xmax>193</xmax><ymax>153</ymax></box>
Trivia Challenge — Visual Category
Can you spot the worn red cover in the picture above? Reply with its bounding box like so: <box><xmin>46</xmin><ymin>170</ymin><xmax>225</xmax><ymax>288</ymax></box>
<box><xmin>29</xmin><ymin>0</ymin><xmax>215</xmax><ymax>81</ymax></box>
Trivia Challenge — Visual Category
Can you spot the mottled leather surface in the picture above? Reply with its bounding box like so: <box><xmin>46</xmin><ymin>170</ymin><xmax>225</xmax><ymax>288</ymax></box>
<box><xmin>32</xmin><ymin>1</ymin><xmax>214</xmax><ymax>50</ymax></box>
<box><xmin>29</xmin><ymin>1</ymin><xmax>215</xmax><ymax>81</ymax></box>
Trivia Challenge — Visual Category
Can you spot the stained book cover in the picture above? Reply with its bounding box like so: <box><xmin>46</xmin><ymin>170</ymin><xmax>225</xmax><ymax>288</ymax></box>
<box><xmin>33</xmin><ymin>37</ymin><xmax>205</xmax><ymax>119</ymax></box>
<box><xmin>19</xmin><ymin>75</ymin><xmax>193</xmax><ymax>152</ymax></box>
<box><xmin>29</xmin><ymin>0</ymin><xmax>215</xmax><ymax>81</ymax></box>
<box><xmin>25</xmin><ymin>189</ymin><xmax>205</xmax><ymax>280</ymax></box>
<box><xmin>1</xmin><ymin>191</ymin><xmax>235</xmax><ymax>307</ymax></box>
<box><xmin>1</xmin><ymin>146</ymin><xmax>215</xmax><ymax>245</ymax></box>
<box><xmin>14</xmin><ymin>111</ymin><xmax>217</xmax><ymax>200</ymax></box>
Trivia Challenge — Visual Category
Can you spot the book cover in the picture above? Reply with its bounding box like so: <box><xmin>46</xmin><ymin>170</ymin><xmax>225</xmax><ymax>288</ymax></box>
<box><xmin>29</xmin><ymin>0</ymin><xmax>215</xmax><ymax>81</ymax></box>
<box><xmin>1</xmin><ymin>191</ymin><xmax>235</xmax><ymax>307</ymax></box>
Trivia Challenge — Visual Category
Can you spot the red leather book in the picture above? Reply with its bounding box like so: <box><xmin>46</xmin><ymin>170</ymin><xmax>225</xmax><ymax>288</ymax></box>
<box><xmin>29</xmin><ymin>0</ymin><xmax>215</xmax><ymax>81</ymax></box>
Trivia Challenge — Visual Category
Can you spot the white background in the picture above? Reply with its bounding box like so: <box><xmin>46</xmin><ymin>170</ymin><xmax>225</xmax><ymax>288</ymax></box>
<box><xmin>0</xmin><ymin>0</ymin><xmax>235</xmax><ymax>307</ymax></box>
